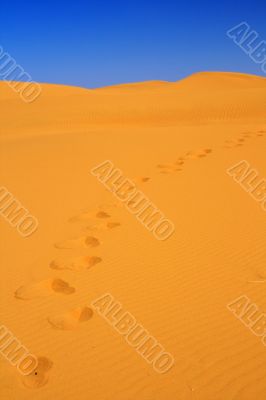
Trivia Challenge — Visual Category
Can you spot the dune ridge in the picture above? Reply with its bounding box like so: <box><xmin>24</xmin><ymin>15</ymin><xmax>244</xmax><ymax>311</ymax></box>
<box><xmin>1</xmin><ymin>72</ymin><xmax>266</xmax><ymax>138</ymax></box>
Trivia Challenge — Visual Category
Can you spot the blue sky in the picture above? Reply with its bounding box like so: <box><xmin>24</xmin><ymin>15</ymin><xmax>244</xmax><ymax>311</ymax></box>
<box><xmin>1</xmin><ymin>0</ymin><xmax>265</xmax><ymax>87</ymax></box>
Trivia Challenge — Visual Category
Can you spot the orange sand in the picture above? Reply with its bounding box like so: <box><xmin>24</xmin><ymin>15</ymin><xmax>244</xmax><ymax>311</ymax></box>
<box><xmin>1</xmin><ymin>72</ymin><xmax>266</xmax><ymax>399</ymax></box>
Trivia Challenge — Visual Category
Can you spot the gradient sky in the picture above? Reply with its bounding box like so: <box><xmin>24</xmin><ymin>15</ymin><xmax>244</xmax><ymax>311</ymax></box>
<box><xmin>1</xmin><ymin>0</ymin><xmax>265</xmax><ymax>88</ymax></box>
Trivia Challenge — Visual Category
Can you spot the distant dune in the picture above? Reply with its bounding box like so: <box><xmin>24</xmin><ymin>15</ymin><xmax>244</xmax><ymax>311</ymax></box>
<box><xmin>1</xmin><ymin>72</ymin><xmax>266</xmax><ymax>138</ymax></box>
<box><xmin>1</xmin><ymin>72</ymin><xmax>266</xmax><ymax>400</ymax></box>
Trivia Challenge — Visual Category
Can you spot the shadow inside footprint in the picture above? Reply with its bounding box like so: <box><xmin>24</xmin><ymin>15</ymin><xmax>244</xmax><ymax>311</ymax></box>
<box><xmin>134</xmin><ymin>176</ymin><xmax>151</xmax><ymax>183</ymax></box>
<box><xmin>175</xmin><ymin>160</ymin><xmax>184</xmax><ymax>166</ymax></box>
<box><xmin>140</xmin><ymin>177</ymin><xmax>150</xmax><ymax>182</ymax></box>
<box><xmin>51</xmin><ymin>279</ymin><xmax>75</xmax><ymax>294</ymax></box>
<box><xmin>48</xmin><ymin>307</ymin><xmax>93</xmax><ymax>330</ymax></box>
<box><xmin>21</xmin><ymin>356</ymin><xmax>53</xmax><ymax>389</ymax></box>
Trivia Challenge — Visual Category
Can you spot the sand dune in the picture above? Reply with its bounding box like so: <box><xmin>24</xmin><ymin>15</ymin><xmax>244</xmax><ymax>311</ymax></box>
<box><xmin>0</xmin><ymin>72</ymin><xmax>266</xmax><ymax>399</ymax></box>
<box><xmin>1</xmin><ymin>72</ymin><xmax>266</xmax><ymax>139</ymax></box>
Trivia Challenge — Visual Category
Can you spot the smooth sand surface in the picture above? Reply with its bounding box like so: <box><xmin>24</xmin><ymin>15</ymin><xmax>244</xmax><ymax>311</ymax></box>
<box><xmin>0</xmin><ymin>72</ymin><xmax>266</xmax><ymax>399</ymax></box>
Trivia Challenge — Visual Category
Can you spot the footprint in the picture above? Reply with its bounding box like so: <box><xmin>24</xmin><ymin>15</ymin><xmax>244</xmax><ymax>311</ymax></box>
<box><xmin>224</xmin><ymin>140</ymin><xmax>242</xmax><ymax>148</ymax></box>
<box><xmin>175</xmin><ymin>160</ymin><xmax>184</xmax><ymax>166</ymax></box>
<box><xmin>48</xmin><ymin>306</ymin><xmax>93</xmax><ymax>330</ymax></box>
<box><xmin>96</xmin><ymin>211</ymin><xmax>110</xmax><ymax>218</ymax></box>
<box><xmin>21</xmin><ymin>356</ymin><xmax>53</xmax><ymax>389</ymax></box>
<box><xmin>50</xmin><ymin>255</ymin><xmax>102</xmax><ymax>272</ymax></box>
<box><xmin>69</xmin><ymin>206</ymin><xmax>116</xmax><ymax>223</ymax></box>
<box><xmin>134</xmin><ymin>176</ymin><xmax>151</xmax><ymax>183</ymax></box>
<box><xmin>157</xmin><ymin>149</ymin><xmax>211</xmax><ymax>173</ymax></box>
<box><xmin>82</xmin><ymin>220</ymin><xmax>121</xmax><ymax>233</ymax></box>
<box><xmin>15</xmin><ymin>278</ymin><xmax>76</xmax><ymax>300</ymax></box>
<box><xmin>185</xmin><ymin>149</ymin><xmax>212</xmax><ymax>159</ymax></box>
<box><xmin>69</xmin><ymin>212</ymin><xmax>105</xmax><ymax>223</ymax></box>
<box><xmin>186</xmin><ymin>152</ymin><xmax>205</xmax><ymax>159</ymax></box>
<box><xmin>240</xmin><ymin>132</ymin><xmax>252</xmax><ymax>138</ymax></box>
<box><xmin>157</xmin><ymin>163</ymin><xmax>182</xmax><ymax>173</ymax></box>
<box><xmin>157</xmin><ymin>163</ymin><xmax>175</xmax><ymax>169</ymax></box>
<box><xmin>106</xmin><ymin>222</ymin><xmax>121</xmax><ymax>229</ymax></box>
<box><xmin>140</xmin><ymin>177</ymin><xmax>150</xmax><ymax>183</ymax></box>
<box><xmin>54</xmin><ymin>236</ymin><xmax>100</xmax><ymax>249</ymax></box>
